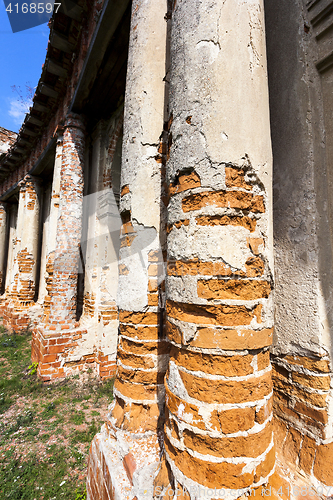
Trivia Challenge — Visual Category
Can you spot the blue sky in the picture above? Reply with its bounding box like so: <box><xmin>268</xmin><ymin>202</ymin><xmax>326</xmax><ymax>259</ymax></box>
<box><xmin>0</xmin><ymin>1</ymin><xmax>49</xmax><ymax>132</ymax></box>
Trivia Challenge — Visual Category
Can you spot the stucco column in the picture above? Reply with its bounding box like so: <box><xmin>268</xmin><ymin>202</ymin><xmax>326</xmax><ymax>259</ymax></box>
<box><xmin>110</xmin><ymin>0</ymin><xmax>168</xmax><ymax>437</ymax></box>
<box><xmin>0</xmin><ymin>202</ymin><xmax>7</xmax><ymax>293</ymax></box>
<box><xmin>15</xmin><ymin>176</ymin><xmax>41</xmax><ymax>304</ymax></box>
<box><xmin>40</xmin><ymin>134</ymin><xmax>63</xmax><ymax>320</ymax></box>
<box><xmin>10</xmin><ymin>181</ymin><xmax>26</xmax><ymax>298</ymax></box>
<box><xmin>48</xmin><ymin>113</ymin><xmax>85</xmax><ymax>327</ymax></box>
<box><xmin>81</xmin><ymin>123</ymin><xmax>120</xmax><ymax>379</ymax></box>
<box><xmin>9</xmin><ymin>176</ymin><xmax>41</xmax><ymax>304</ymax></box>
<box><xmin>5</xmin><ymin>204</ymin><xmax>17</xmax><ymax>294</ymax></box>
<box><xmin>164</xmin><ymin>0</ymin><xmax>274</xmax><ymax>495</ymax></box>
<box><xmin>82</xmin><ymin>126</ymin><xmax>105</xmax><ymax>324</ymax></box>
<box><xmin>38</xmin><ymin>186</ymin><xmax>52</xmax><ymax>305</ymax></box>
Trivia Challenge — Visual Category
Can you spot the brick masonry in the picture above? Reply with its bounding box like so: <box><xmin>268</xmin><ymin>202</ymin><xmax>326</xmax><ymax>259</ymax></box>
<box><xmin>31</xmin><ymin>113</ymin><xmax>117</xmax><ymax>381</ymax></box>
<box><xmin>0</xmin><ymin>127</ymin><xmax>17</xmax><ymax>158</ymax></box>
<box><xmin>98</xmin><ymin>0</ymin><xmax>169</xmax><ymax>494</ymax></box>
<box><xmin>0</xmin><ymin>175</ymin><xmax>42</xmax><ymax>331</ymax></box>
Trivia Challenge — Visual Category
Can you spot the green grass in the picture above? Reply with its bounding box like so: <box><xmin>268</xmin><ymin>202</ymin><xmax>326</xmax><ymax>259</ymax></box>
<box><xmin>0</xmin><ymin>326</ymin><xmax>114</xmax><ymax>500</ymax></box>
<box><xmin>70</xmin><ymin>411</ymin><xmax>85</xmax><ymax>425</ymax></box>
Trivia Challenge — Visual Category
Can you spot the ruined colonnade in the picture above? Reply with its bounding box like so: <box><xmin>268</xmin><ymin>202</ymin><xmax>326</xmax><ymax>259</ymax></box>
<box><xmin>0</xmin><ymin>111</ymin><xmax>123</xmax><ymax>379</ymax></box>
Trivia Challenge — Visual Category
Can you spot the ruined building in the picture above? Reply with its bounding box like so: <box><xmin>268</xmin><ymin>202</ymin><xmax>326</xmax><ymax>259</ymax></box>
<box><xmin>1</xmin><ymin>0</ymin><xmax>333</xmax><ymax>498</ymax></box>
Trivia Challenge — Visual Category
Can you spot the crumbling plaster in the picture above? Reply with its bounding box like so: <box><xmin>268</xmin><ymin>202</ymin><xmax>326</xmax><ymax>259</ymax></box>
<box><xmin>265</xmin><ymin>0</ymin><xmax>333</xmax><ymax>359</ymax></box>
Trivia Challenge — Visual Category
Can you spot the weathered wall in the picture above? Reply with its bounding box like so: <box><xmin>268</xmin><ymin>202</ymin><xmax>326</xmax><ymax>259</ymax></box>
<box><xmin>266</xmin><ymin>0</ymin><xmax>330</xmax><ymax>358</ymax></box>
<box><xmin>0</xmin><ymin>127</ymin><xmax>17</xmax><ymax>158</ymax></box>
<box><xmin>265</xmin><ymin>0</ymin><xmax>333</xmax><ymax>490</ymax></box>
<box><xmin>80</xmin><ymin>110</ymin><xmax>124</xmax><ymax>380</ymax></box>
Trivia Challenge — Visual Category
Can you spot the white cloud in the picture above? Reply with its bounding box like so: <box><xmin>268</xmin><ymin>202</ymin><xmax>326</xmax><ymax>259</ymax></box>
<box><xmin>8</xmin><ymin>98</ymin><xmax>32</xmax><ymax>127</ymax></box>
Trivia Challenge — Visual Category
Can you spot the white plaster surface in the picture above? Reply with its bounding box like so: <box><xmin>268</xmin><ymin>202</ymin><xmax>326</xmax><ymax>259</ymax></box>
<box><xmin>0</xmin><ymin>203</ymin><xmax>7</xmax><ymax>281</ymax></box>
<box><xmin>168</xmin><ymin>0</ymin><xmax>273</xmax><ymax>273</ymax></box>
<box><xmin>118</xmin><ymin>0</ymin><xmax>168</xmax><ymax>311</ymax></box>
<box><xmin>168</xmin><ymin>224</ymin><xmax>253</xmax><ymax>269</ymax></box>
<box><xmin>5</xmin><ymin>205</ymin><xmax>17</xmax><ymax>292</ymax></box>
<box><xmin>38</xmin><ymin>185</ymin><xmax>51</xmax><ymax>302</ymax></box>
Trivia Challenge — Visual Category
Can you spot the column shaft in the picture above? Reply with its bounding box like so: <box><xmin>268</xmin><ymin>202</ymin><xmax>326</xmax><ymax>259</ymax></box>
<box><xmin>81</xmin><ymin>123</ymin><xmax>120</xmax><ymax>378</ymax></box>
<box><xmin>48</xmin><ymin>114</ymin><xmax>85</xmax><ymax>327</ymax></box>
<box><xmin>10</xmin><ymin>176</ymin><xmax>41</xmax><ymax>304</ymax></box>
<box><xmin>82</xmin><ymin>127</ymin><xmax>102</xmax><ymax>322</ymax></box>
<box><xmin>16</xmin><ymin>176</ymin><xmax>41</xmax><ymax>304</ymax></box>
<box><xmin>5</xmin><ymin>204</ymin><xmax>18</xmax><ymax>293</ymax></box>
<box><xmin>41</xmin><ymin>136</ymin><xmax>63</xmax><ymax>321</ymax></box>
<box><xmin>0</xmin><ymin>202</ymin><xmax>7</xmax><ymax>292</ymax></box>
<box><xmin>10</xmin><ymin>183</ymin><xmax>26</xmax><ymax>297</ymax></box>
<box><xmin>110</xmin><ymin>0</ymin><xmax>169</xmax><ymax>434</ymax></box>
<box><xmin>164</xmin><ymin>0</ymin><xmax>274</xmax><ymax>494</ymax></box>
<box><xmin>37</xmin><ymin>185</ymin><xmax>52</xmax><ymax>305</ymax></box>
<box><xmin>32</xmin><ymin>118</ymin><xmax>91</xmax><ymax>380</ymax></box>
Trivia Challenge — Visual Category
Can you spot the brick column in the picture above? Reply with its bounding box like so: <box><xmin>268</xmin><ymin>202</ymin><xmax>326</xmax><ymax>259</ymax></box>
<box><xmin>164</xmin><ymin>0</ymin><xmax>274</xmax><ymax>496</ymax></box>
<box><xmin>48</xmin><ymin>113</ymin><xmax>85</xmax><ymax>327</ymax></box>
<box><xmin>0</xmin><ymin>202</ymin><xmax>7</xmax><ymax>293</ymax></box>
<box><xmin>41</xmin><ymin>134</ymin><xmax>63</xmax><ymax>321</ymax></box>
<box><xmin>32</xmin><ymin>113</ymin><xmax>88</xmax><ymax>381</ymax></box>
<box><xmin>2</xmin><ymin>176</ymin><xmax>41</xmax><ymax>330</ymax></box>
<box><xmin>110</xmin><ymin>0</ymin><xmax>168</xmax><ymax>435</ymax></box>
<box><xmin>15</xmin><ymin>176</ymin><xmax>41</xmax><ymax>304</ymax></box>
<box><xmin>87</xmin><ymin>1</ymin><xmax>169</xmax><ymax>498</ymax></box>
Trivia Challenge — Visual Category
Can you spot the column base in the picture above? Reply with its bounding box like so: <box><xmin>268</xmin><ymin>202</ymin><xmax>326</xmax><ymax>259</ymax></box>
<box><xmin>0</xmin><ymin>297</ymin><xmax>42</xmax><ymax>332</ymax></box>
<box><xmin>32</xmin><ymin>323</ymin><xmax>117</xmax><ymax>382</ymax></box>
<box><xmin>269</xmin><ymin>416</ymin><xmax>333</xmax><ymax>499</ymax></box>
<box><xmin>87</xmin><ymin>418</ymin><xmax>163</xmax><ymax>500</ymax></box>
<box><xmin>97</xmin><ymin>350</ymin><xmax>117</xmax><ymax>380</ymax></box>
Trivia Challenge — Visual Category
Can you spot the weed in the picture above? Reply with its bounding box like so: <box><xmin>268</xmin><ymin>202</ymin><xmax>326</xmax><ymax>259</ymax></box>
<box><xmin>75</xmin><ymin>488</ymin><xmax>87</xmax><ymax>500</ymax></box>
<box><xmin>1</xmin><ymin>335</ymin><xmax>17</xmax><ymax>348</ymax></box>
<box><xmin>28</xmin><ymin>361</ymin><xmax>38</xmax><ymax>375</ymax></box>
<box><xmin>23</xmin><ymin>427</ymin><xmax>40</xmax><ymax>439</ymax></box>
